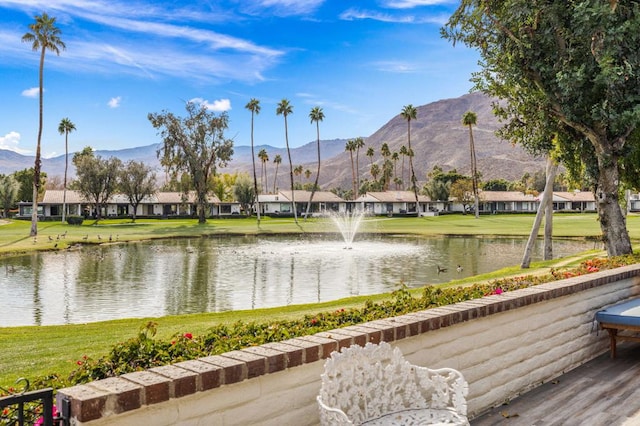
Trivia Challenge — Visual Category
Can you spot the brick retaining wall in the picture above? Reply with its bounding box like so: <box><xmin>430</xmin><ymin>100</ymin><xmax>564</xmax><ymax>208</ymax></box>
<box><xmin>57</xmin><ymin>265</ymin><xmax>640</xmax><ymax>425</ymax></box>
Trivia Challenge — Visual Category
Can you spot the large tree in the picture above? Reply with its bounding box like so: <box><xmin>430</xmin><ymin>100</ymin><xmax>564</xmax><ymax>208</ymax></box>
<box><xmin>148</xmin><ymin>102</ymin><xmax>234</xmax><ymax>223</ymax></box>
<box><xmin>245</xmin><ymin>98</ymin><xmax>261</xmax><ymax>222</ymax></box>
<box><xmin>443</xmin><ymin>1</ymin><xmax>640</xmax><ymax>256</ymax></box>
<box><xmin>22</xmin><ymin>13</ymin><xmax>66</xmax><ymax>236</ymax></box>
<box><xmin>74</xmin><ymin>151</ymin><xmax>122</xmax><ymax>220</ymax></box>
<box><xmin>119</xmin><ymin>160</ymin><xmax>157</xmax><ymax>222</ymax></box>
<box><xmin>305</xmin><ymin>106</ymin><xmax>325</xmax><ymax>220</ymax></box>
<box><xmin>58</xmin><ymin>117</ymin><xmax>76</xmax><ymax>222</ymax></box>
<box><xmin>276</xmin><ymin>99</ymin><xmax>297</xmax><ymax>222</ymax></box>
<box><xmin>400</xmin><ymin>105</ymin><xmax>420</xmax><ymax>211</ymax></box>
<box><xmin>462</xmin><ymin>111</ymin><xmax>479</xmax><ymax>219</ymax></box>
<box><xmin>0</xmin><ymin>175</ymin><xmax>19</xmax><ymax>218</ymax></box>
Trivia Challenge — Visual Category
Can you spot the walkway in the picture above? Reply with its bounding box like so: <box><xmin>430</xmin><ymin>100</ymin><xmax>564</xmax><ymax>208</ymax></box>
<box><xmin>472</xmin><ymin>343</ymin><xmax>640</xmax><ymax>426</ymax></box>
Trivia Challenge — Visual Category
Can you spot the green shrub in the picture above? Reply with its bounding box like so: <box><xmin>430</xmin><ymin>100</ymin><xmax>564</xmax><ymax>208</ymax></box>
<box><xmin>66</xmin><ymin>216</ymin><xmax>84</xmax><ymax>225</ymax></box>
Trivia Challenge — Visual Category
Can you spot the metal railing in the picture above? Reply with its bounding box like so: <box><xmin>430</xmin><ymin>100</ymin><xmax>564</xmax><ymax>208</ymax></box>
<box><xmin>0</xmin><ymin>379</ymin><xmax>67</xmax><ymax>426</ymax></box>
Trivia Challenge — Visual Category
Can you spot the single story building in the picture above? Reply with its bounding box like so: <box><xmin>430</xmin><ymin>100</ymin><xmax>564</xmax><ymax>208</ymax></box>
<box><xmin>257</xmin><ymin>190</ymin><xmax>346</xmax><ymax>216</ymax></box>
<box><xmin>21</xmin><ymin>190</ymin><xmax>241</xmax><ymax>219</ymax></box>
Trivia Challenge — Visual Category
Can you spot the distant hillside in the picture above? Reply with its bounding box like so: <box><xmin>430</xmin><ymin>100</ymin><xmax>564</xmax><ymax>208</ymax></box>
<box><xmin>0</xmin><ymin>93</ymin><xmax>545</xmax><ymax>189</ymax></box>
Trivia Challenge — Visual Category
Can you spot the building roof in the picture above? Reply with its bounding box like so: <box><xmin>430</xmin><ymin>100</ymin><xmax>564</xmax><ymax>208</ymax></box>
<box><xmin>553</xmin><ymin>191</ymin><xmax>595</xmax><ymax>202</ymax></box>
<box><xmin>357</xmin><ymin>191</ymin><xmax>431</xmax><ymax>203</ymax></box>
<box><xmin>41</xmin><ymin>190</ymin><xmax>222</xmax><ymax>205</ymax></box>
<box><xmin>261</xmin><ymin>190</ymin><xmax>345</xmax><ymax>203</ymax></box>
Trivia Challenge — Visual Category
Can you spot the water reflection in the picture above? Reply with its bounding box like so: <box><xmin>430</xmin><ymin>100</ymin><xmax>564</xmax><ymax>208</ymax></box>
<box><xmin>0</xmin><ymin>235</ymin><xmax>597</xmax><ymax>327</ymax></box>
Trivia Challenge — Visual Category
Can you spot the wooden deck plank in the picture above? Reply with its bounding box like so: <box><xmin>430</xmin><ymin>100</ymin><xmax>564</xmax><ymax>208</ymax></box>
<box><xmin>471</xmin><ymin>343</ymin><xmax>640</xmax><ymax>426</ymax></box>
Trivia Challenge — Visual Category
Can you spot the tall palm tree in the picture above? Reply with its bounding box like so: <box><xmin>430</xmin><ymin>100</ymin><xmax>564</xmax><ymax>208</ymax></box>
<box><xmin>399</xmin><ymin>145</ymin><xmax>408</xmax><ymax>188</ymax></box>
<box><xmin>276</xmin><ymin>99</ymin><xmax>297</xmax><ymax>222</ymax></box>
<box><xmin>306</xmin><ymin>106</ymin><xmax>324</xmax><ymax>220</ymax></box>
<box><xmin>245</xmin><ymin>98</ymin><xmax>261</xmax><ymax>222</ymax></box>
<box><xmin>462</xmin><ymin>111</ymin><xmax>479</xmax><ymax>219</ymax></box>
<box><xmin>272</xmin><ymin>154</ymin><xmax>282</xmax><ymax>194</ymax></box>
<box><xmin>345</xmin><ymin>139</ymin><xmax>357</xmax><ymax>199</ymax></box>
<box><xmin>22</xmin><ymin>13</ymin><xmax>66</xmax><ymax>237</ymax></box>
<box><xmin>57</xmin><ymin>117</ymin><xmax>75</xmax><ymax>223</ymax></box>
<box><xmin>258</xmin><ymin>148</ymin><xmax>269</xmax><ymax>193</ymax></box>
<box><xmin>354</xmin><ymin>137</ymin><xmax>365</xmax><ymax>193</ymax></box>
<box><xmin>401</xmin><ymin>104</ymin><xmax>419</xmax><ymax>211</ymax></box>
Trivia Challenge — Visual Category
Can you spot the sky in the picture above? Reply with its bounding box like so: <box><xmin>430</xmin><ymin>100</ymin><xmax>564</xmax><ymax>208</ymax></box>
<box><xmin>0</xmin><ymin>0</ymin><xmax>479</xmax><ymax>159</ymax></box>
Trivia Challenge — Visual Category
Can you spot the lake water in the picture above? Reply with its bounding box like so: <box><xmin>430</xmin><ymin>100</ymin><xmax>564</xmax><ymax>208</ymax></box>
<box><xmin>0</xmin><ymin>235</ymin><xmax>598</xmax><ymax>326</ymax></box>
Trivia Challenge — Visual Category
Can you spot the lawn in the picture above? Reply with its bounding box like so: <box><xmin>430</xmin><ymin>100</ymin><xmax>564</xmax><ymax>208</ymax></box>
<box><xmin>0</xmin><ymin>212</ymin><xmax>637</xmax><ymax>388</ymax></box>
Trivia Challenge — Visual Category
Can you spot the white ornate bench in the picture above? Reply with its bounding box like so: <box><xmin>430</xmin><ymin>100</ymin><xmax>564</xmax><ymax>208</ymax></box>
<box><xmin>317</xmin><ymin>341</ymin><xmax>469</xmax><ymax>425</ymax></box>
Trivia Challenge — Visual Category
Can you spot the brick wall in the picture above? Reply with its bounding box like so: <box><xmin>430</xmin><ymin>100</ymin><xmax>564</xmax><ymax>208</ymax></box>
<box><xmin>56</xmin><ymin>265</ymin><xmax>640</xmax><ymax>425</ymax></box>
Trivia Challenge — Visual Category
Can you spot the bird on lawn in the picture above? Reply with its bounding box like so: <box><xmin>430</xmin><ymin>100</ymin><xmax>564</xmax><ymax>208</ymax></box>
<box><xmin>456</xmin><ymin>265</ymin><xmax>463</xmax><ymax>273</ymax></box>
<box><xmin>48</xmin><ymin>236</ymin><xmax>53</xmax><ymax>241</ymax></box>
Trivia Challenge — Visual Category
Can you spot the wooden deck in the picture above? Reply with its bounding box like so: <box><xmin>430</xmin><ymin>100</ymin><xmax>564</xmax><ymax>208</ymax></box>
<box><xmin>471</xmin><ymin>343</ymin><xmax>640</xmax><ymax>426</ymax></box>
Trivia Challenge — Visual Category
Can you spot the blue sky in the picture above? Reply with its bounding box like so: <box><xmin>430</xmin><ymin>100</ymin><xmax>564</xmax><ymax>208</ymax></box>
<box><xmin>0</xmin><ymin>0</ymin><xmax>478</xmax><ymax>158</ymax></box>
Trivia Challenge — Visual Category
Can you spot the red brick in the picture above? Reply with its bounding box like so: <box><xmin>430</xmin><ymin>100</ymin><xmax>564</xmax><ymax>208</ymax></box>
<box><xmin>174</xmin><ymin>360</ymin><xmax>222</xmax><ymax>391</ymax></box>
<box><xmin>242</xmin><ymin>346</ymin><xmax>287</xmax><ymax>373</ymax></box>
<box><xmin>261</xmin><ymin>342</ymin><xmax>304</xmax><ymax>368</ymax></box>
<box><xmin>121</xmin><ymin>371</ymin><xmax>170</xmax><ymax>405</ymax></box>
<box><xmin>220</xmin><ymin>351</ymin><xmax>266</xmax><ymax>379</ymax></box>
<box><xmin>199</xmin><ymin>355</ymin><xmax>246</xmax><ymax>385</ymax></box>
<box><xmin>88</xmin><ymin>377</ymin><xmax>142</xmax><ymax>414</ymax></box>
<box><xmin>56</xmin><ymin>384</ymin><xmax>109</xmax><ymax>423</ymax></box>
<box><xmin>149</xmin><ymin>365</ymin><xmax>198</xmax><ymax>398</ymax></box>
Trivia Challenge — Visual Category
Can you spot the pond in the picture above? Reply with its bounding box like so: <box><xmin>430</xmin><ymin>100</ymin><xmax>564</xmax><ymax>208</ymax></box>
<box><xmin>0</xmin><ymin>235</ymin><xmax>598</xmax><ymax>326</ymax></box>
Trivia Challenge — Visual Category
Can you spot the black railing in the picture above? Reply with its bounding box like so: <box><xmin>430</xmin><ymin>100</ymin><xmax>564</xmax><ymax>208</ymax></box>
<box><xmin>0</xmin><ymin>379</ymin><xmax>68</xmax><ymax>426</ymax></box>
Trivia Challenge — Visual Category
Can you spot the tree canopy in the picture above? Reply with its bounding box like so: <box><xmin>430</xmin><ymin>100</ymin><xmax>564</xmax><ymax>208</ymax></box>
<box><xmin>148</xmin><ymin>102</ymin><xmax>234</xmax><ymax>223</ymax></box>
<box><xmin>73</xmin><ymin>150</ymin><xmax>122</xmax><ymax>220</ymax></box>
<box><xmin>443</xmin><ymin>1</ymin><xmax>640</xmax><ymax>256</ymax></box>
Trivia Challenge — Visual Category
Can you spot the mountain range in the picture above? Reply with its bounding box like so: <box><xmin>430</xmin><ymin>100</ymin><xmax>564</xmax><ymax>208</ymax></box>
<box><xmin>0</xmin><ymin>92</ymin><xmax>545</xmax><ymax>189</ymax></box>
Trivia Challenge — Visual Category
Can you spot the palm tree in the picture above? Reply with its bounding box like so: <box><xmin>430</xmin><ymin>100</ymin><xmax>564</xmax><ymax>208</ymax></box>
<box><xmin>272</xmin><ymin>154</ymin><xmax>282</xmax><ymax>193</ymax></box>
<box><xmin>401</xmin><ymin>105</ymin><xmax>419</xmax><ymax>211</ymax></box>
<box><xmin>294</xmin><ymin>165</ymin><xmax>304</xmax><ymax>186</ymax></box>
<box><xmin>245</xmin><ymin>98</ymin><xmax>261</xmax><ymax>222</ymax></box>
<box><xmin>22</xmin><ymin>13</ymin><xmax>66</xmax><ymax>237</ymax></box>
<box><xmin>366</xmin><ymin>147</ymin><xmax>375</xmax><ymax>170</ymax></box>
<box><xmin>462</xmin><ymin>111</ymin><xmax>479</xmax><ymax>219</ymax></box>
<box><xmin>391</xmin><ymin>152</ymin><xmax>400</xmax><ymax>189</ymax></box>
<box><xmin>345</xmin><ymin>139</ymin><xmax>357</xmax><ymax>199</ymax></box>
<box><xmin>354</xmin><ymin>137</ymin><xmax>365</xmax><ymax>193</ymax></box>
<box><xmin>305</xmin><ymin>106</ymin><xmax>324</xmax><ymax>220</ymax></box>
<box><xmin>57</xmin><ymin>117</ymin><xmax>75</xmax><ymax>223</ymax></box>
<box><xmin>276</xmin><ymin>99</ymin><xmax>297</xmax><ymax>222</ymax></box>
<box><xmin>258</xmin><ymin>148</ymin><xmax>269</xmax><ymax>193</ymax></box>
<box><xmin>399</xmin><ymin>145</ymin><xmax>408</xmax><ymax>188</ymax></box>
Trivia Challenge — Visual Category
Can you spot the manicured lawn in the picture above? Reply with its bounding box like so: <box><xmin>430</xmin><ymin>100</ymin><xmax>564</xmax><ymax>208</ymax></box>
<box><xmin>0</xmin><ymin>212</ymin><xmax>637</xmax><ymax>388</ymax></box>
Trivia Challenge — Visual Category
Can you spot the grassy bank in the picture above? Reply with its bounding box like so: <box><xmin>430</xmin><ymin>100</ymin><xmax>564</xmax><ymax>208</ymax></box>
<box><xmin>0</xmin><ymin>213</ymin><xmax>635</xmax><ymax>388</ymax></box>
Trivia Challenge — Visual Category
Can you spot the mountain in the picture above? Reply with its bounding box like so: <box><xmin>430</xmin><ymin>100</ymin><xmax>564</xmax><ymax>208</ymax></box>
<box><xmin>0</xmin><ymin>93</ymin><xmax>544</xmax><ymax>188</ymax></box>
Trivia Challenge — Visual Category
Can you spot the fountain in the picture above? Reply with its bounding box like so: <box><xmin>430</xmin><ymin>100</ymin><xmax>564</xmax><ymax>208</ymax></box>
<box><xmin>329</xmin><ymin>210</ymin><xmax>366</xmax><ymax>248</ymax></box>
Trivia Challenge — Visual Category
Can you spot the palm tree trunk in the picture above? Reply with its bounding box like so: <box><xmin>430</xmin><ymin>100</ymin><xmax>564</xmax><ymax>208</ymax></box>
<box><xmin>250</xmin><ymin>114</ymin><xmax>260</xmax><ymax>223</ymax></box>
<box><xmin>305</xmin><ymin>122</ymin><xmax>321</xmax><ymax>220</ymax></box>
<box><xmin>407</xmin><ymin>122</ymin><xmax>419</xmax><ymax>213</ymax></box>
<box><xmin>284</xmin><ymin>116</ymin><xmax>297</xmax><ymax>223</ymax></box>
<box><xmin>349</xmin><ymin>152</ymin><xmax>356</xmax><ymax>199</ymax></box>
<box><xmin>62</xmin><ymin>131</ymin><xmax>68</xmax><ymax>222</ymax></box>
<box><xmin>30</xmin><ymin>47</ymin><xmax>46</xmax><ymax>237</ymax></box>
<box><xmin>469</xmin><ymin>124</ymin><xmax>479</xmax><ymax>219</ymax></box>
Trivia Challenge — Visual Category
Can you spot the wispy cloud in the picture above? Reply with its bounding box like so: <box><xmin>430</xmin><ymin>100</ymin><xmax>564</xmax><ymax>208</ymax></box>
<box><xmin>340</xmin><ymin>8</ymin><xmax>449</xmax><ymax>25</ymax></box>
<box><xmin>21</xmin><ymin>87</ymin><xmax>39</xmax><ymax>97</ymax></box>
<box><xmin>190</xmin><ymin>97</ymin><xmax>232</xmax><ymax>112</ymax></box>
<box><xmin>296</xmin><ymin>93</ymin><xmax>358</xmax><ymax>115</ymax></box>
<box><xmin>108</xmin><ymin>96</ymin><xmax>122</xmax><ymax>108</ymax></box>
<box><xmin>382</xmin><ymin>0</ymin><xmax>454</xmax><ymax>9</ymax></box>
<box><xmin>0</xmin><ymin>131</ymin><xmax>31</xmax><ymax>154</ymax></box>
<box><xmin>240</xmin><ymin>0</ymin><xmax>325</xmax><ymax>17</ymax></box>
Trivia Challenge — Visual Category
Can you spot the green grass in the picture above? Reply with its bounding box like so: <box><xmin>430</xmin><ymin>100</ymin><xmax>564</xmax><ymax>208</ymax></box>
<box><xmin>0</xmin><ymin>212</ymin><xmax>637</xmax><ymax>388</ymax></box>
